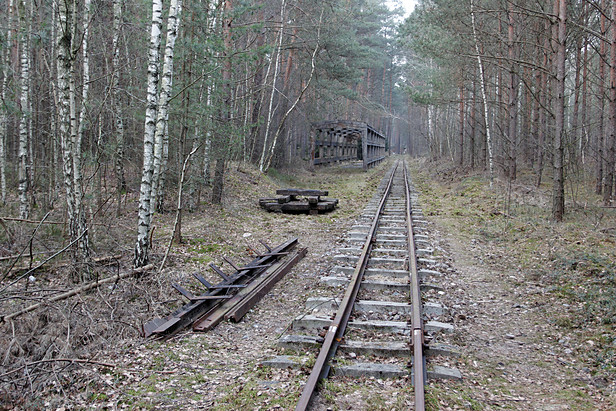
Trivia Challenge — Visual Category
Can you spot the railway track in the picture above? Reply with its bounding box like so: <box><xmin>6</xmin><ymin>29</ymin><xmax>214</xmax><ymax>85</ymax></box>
<box><xmin>272</xmin><ymin>160</ymin><xmax>460</xmax><ymax>409</ymax></box>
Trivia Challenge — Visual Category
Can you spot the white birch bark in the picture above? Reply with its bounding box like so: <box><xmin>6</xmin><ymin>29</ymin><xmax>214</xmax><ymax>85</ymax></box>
<box><xmin>18</xmin><ymin>0</ymin><xmax>30</xmax><ymax>219</ymax></box>
<box><xmin>0</xmin><ymin>0</ymin><xmax>13</xmax><ymax>205</ymax></box>
<box><xmin>49</xmin><ymin>4</ymin><xmax>58</xmax><ymax>207</ymax></box>
<box><xmin>112</xmin><ymin>0</ymin><xmax>126</xmax><ymax>203</ymax></box>
<box><xmin>258</xmin><ymin>0</ymin><xmax>286</xmax><ymax>172</ymax></box>
<box><xmin>77</xmin><ymin>0</ymin><xmax>91</xmax><ymax>189</ymax></box>
<box><xmin>203</xmin><ymin>84</ymin><xmax>213</xmax><ymax>185</ymax></box>
<box><xmin>470</xmin><ymin>0</ymin><xmax>494</xmax><ymax>186</ymax></box>
<box><xmin>56</xmin><ymin>0</ymin><xmax>76</xmax><ymax>241</ymax></box>
<box><xmin>71</xmin><ymin>0</ymin><xmax>91</xmax><ymax>261</ymax></box>
<box><xmin>26</xmin><ymin>0</ymin><xmax>33</xmax><ymax>204</ymax></box>
<box><xmin>427</xmin><ymin>105</ymin><xmax>435</xmax><ymax>159</ymax></box>
<box><xmin>263</xmin><ymin>14</ymin><xmax>321</xmax><ymax>172</ymax></box>
<box><xmin>150</xmin><ymin>0</ymin><xmax>182</xmax><ymax>212</ymax></box>
<box><xmin>135</xmin><ymin>0</ymin><xmax>163</xmax><ymax>268</ymax></box>
<box><xmin>202</xmin><ymin>1</ymin><xmax>218</xmax><ymax>186</ymax></box>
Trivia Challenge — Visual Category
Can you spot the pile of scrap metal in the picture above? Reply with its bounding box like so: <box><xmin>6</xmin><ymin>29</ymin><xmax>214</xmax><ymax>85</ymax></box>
<box><xmin>259</xmin><ymin>189</ymin><xmax>338</xmax><ymax>215</ymax></box>
<box><xmin>144</xmin><ymin>238</ymin><xmax>306</xmax><ymax>338</ymax></box>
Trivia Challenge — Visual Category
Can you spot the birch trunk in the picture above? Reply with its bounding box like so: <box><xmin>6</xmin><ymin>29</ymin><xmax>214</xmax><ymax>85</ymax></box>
<box><xmin>203</xmin><ymin>84</ymin><xmax>213</xmax><ymax>186</ymax></box>
<box><xmin>74</xmin><ymin>0</ymin><xmax>91</xmax><ymax>261</ymax></box>
<box><xmin>56</xmin><ymin>0</ymin><xmax>90</xmax><ymax>270</ymax></box>
<box><xmin>258</xmin><ymin>0</ymin><xmax>286</xmax><ymax>173</ymax></box>
<box><xmin>112</xmin><ymin>0</ymin><xmax>126</xmax><ymax>215</ymax></box>
<box><xmin>135</xmin><ymin>0</ymin><xmax>163</xmax><ymax>268</ymax></box>
<box><xmin>0</xmin><ymin>0</ymin><xmax>13</xmax><ymax>205</ymax></box>
<box><xmin>470</xmin><ymin>0</ymin><xmax>494</xmax><ymax>185</ymax></box>
<box><xmin>458</xmin><ymin>83</ymin><xmax>464</xmax><ymax>166</ymax></box>
<box><xmin>263</xmin><ymin>17</ymin><xmax>321</xmax><ymax>172</ymax></box>
<box><xmin>151</xmin><ymin>0</ymin><xmax>183</xmax><ymax>213</ymax></box>
<box><xmin>26</xmin><ymin>0</ymin><xmax>33</xmax><ymax>208</ymax></box>
<box><xmin>18</xmin><ymin>0</ymin><xmax>30</xmax><ymax>219</ymax></box>
<box><xmin>57</xmin><ymin>0</ymin><xmax>76</xmax><ymax>245</ymax></box>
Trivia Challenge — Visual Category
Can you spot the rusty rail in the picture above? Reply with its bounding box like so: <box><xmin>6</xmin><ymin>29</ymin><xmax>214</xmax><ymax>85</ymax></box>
<box><xmin>405</xmin><ymin>162</ymin><xmax>426</xmax><ymax>411</ymax></box>
<box><xmin>193</xmin><ymin>247</ymin><xmax>307</xmax><ymax>331</ymax></box>
<box><xmin>144</xmin><ymin>238</ymin><xmax>298</xmax><ymax>338</ymax></box>
<box><xmin>295</xmin><ymin>163</ymin><xmax>398</xmax><ymax>411</ymax></box>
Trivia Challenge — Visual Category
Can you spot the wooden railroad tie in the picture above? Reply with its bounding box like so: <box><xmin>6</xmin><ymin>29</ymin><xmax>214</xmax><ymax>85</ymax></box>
<box><xmin>259</xmin><ymin>188</ymin><xmax>339</xmax><ymax>215</ymax></box>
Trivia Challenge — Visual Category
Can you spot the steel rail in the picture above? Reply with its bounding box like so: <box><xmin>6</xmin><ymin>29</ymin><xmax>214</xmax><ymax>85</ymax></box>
<box><xmin>404</xmin><ymin>162</ymin><xmax>426</xmax><ymax>411</ymax></box>
<box><xmin>295</xmin><ymin>162</ymin><xmax>399</xmax><ymax>411</ymax></box>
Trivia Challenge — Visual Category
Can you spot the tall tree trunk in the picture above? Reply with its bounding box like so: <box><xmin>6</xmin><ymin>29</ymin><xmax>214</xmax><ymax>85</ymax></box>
<box><xmin>0</xmin><ymin>0</ymin><xmax>13</xmax><ymax>205</ymax></box>
<box><xmin>211</xmin><ymin>0</ymin><xmax>232</xmax><ymax>204</ymax></box>
<box><xmin>580</xmin><ymin>15</ymin><xmax>588</xmax><ymax>164</ymax></box>
<box><xmin>570</xmin><ymin>34</ymin><xmax>582</xmax><ymax>171</ymax></box>
<box><xmin>57</xmin><ymin>0</ymin><xmax>85</xmax><ymax>265</ymax></box>
<box><xmin>536</xmin><ymin>18</ymin><xmax>550</xmax><ymax>188</ymax></box>
<box><xmin>458</xmin><ymin>83</ymin><xmax>464</xmax><ymax>166</ymax></box>
<box><xmin>249</xmin><ymin>12</ymin><xmax>266</xmax><ymax>164</ymax></box>
<box><xmin>470</xmin><ymin>79</ymin><xmax>476</xmax><ymax>168</ymax></box>
<box><xmin>74</xmin><ymin>0</ymin><xmax>91</xmax><ymax>264</ymax></box>
<box><xmin>470</xmin><ymin>0</ymin><xmax>494</xmax><ymax>185</ymax></box>
<box><xmin>597</xmin><ymin>0</ymin><xmax>607</xmax><ymax>195</ymax></box>
<box><xmin>26</xmin><ymin>0</ymin><xmax>34</xmax><ymax>211</ymax></box>
<box><xmin>506</xmin><ymin>3</ymin><xmax>518</xmax><ymax>181</ymax></box>
<box><xmin>263</xmin><ymin>16</ymin><xmax>321</xmax><ymax>172</ymax></box>
<box><xmin>18</xmin><ymin>0</ymin><xmax>30</xmax><ymax>219</ymax></box>
<box><xmin>605</xmin><ymin>0</ymin><xmax>616</xmax><ymax>205</ymax></box>
<box><xmin>135</xmin><ymin>0</ymin><xmax>163</xmax><ymax>268</ymax></box>
<box><xmin>258</xmin><ymin>0</ymin><xmax>285</xmax><ymax>173</ymax></box>
<box><xmin>112</xmin><ymin>0</ymin><xmax>126</xmax><ymax>216</ymax></box>
<box><xmin>552</xmin><ymin>0</ymin><xmax>566</xmax><ymax>221</ymax></box>
<box><xmin>151</xmin><ymin>0</ymin><xmax>183</xmax><ymax>213</ymax></box>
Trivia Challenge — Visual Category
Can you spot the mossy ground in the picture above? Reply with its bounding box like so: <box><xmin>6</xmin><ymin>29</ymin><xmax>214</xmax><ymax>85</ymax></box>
<box><xmin>409</xmin><ymin>159</ymin><xmax>616</xmax><ymax>410</ymax></box>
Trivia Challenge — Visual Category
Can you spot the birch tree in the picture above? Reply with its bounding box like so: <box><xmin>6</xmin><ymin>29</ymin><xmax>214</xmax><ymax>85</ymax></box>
<box><xmin>0</xmin><ymin>0</ymin><xmax>13</xmax><ymax>205</ymax></box>
<box><xmin>258</xmin><ymin>0</ymin><xmax>286</xmax><ymax>173</ymax></box>
<box><xmin>262</xmin><ymin>9</ymin><xmax>323</xmax><ymax>172</ymax></box>
<box><xmin>470</xmin><ymin>0</ymin><xmax>493</xmax><ymax>185</ymax></box>
<box><xmin>151</xmin><ymin>0</ymin><xmax>182</xmax><ymax>214</ymax></box>
<box><xmin>112</xmin><ymin>0</ymin><xmax>126</xmax><ymax>215</ymax></box>
<box><xmin>135</xmin><ymin>0</ymin><xmax>163</xmax><ymax>268</ymax></box>
<box><xmin>73</xmin><ymin>0</ymin><xmax>91</xmax><ymax>261</ymax></box>
<box><xmin>56</xmin><ymin>0</ymin><xmax>90</xmax><ymax>269</ymax></box>
<box><xmin>18</xmin><ymin>0</ymin><xmax>30</xmax><ymax>218</ymax></box>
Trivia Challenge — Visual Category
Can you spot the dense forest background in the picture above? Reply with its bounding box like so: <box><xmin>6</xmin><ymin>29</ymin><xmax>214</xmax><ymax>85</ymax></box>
<box><xmin>1</xmin><ymin>0</ymin><xmax>615</xmax><ymax>265</ymax></box>
<box><xmin>2</xmin><ymin>0</ymin><xmax>616</xmax><ymax>407</ymax></box>
<box><xmin>0</xmin><ymin>0</ymin><xmax>420</xmax><ymax>268</ymax></box>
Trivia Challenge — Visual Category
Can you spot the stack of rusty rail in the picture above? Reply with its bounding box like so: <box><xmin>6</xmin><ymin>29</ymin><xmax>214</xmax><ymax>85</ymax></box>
<box><xmin>259</xmin><ymin>189</ymin><xmax>338</xmax><ymax>215</ymax></box>
<box><xmin>144</xmin><ymin>238</ymin><xmax>306</xmax><ymax>338</ymax></box>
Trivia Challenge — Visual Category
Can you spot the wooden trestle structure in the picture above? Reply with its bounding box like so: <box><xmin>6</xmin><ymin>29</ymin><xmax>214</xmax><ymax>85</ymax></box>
<box><xmin>311</xmin><ymin>120</ymin><xmax>387</xmax><ymax>170</ymax></box>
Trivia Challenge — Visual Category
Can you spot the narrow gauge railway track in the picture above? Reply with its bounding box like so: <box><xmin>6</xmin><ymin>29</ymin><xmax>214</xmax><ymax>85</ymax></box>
<box><xmin>286</xmin><ymin>160</ymin><xmax>459</xmax><ymax>410</ymax></box>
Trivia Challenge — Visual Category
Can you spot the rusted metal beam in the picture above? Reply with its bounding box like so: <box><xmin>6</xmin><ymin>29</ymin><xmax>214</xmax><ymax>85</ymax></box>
<box><xmin>226</xmin><ymin>247</ymin><xmax>308</xmax><ymax>322</ymax></box>
<box><xmin>192</xmin><ymin>247</ymin><xmax>307</xmax><ymax>331</ymax></box>
<box><xmin>144</xmin><ymin>238</ymin><xmax>298</xmax><ymax>338</ymax></box>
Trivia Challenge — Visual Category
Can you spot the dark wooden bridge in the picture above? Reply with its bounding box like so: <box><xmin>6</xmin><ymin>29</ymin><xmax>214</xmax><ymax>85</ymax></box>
<box><xmin>311</xmin><ymin>120</ymin><xmax>387</xmax><ymax>170</ymax></box>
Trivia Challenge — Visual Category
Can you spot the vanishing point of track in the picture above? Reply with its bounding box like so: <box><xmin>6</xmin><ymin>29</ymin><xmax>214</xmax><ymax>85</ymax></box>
<box><xmin>295</xmin><ymin>160</ymin><xmax>434</xmax><ymax>410</ymax></box>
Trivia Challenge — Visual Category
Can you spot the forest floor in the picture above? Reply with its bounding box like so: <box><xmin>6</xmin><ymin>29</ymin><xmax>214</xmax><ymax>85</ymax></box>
<box><xmin>1</xmin><ymin>156</ymin><xmax>615</xmax><ymax>410</ymax></box>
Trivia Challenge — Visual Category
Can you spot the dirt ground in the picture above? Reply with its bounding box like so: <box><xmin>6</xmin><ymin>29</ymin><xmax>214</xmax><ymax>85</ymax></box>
<box><xmin>1</xmin><ymin>157</ymin><xmax>615</xmax><ymax>410</ymax></box>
